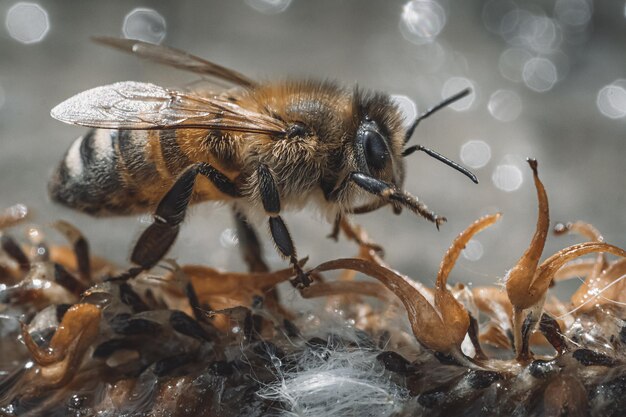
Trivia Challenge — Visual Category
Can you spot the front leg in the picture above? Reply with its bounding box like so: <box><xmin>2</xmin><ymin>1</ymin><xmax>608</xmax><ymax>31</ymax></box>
<box><xmin>131</xmin><ymin>162</ymin><xmax>239</xmax><ymax>270</ymax></box>
<box><xmin>257</xmin><ymin>164</ymin><xmax>310</xmax><ymax>288</ymax></box>
<box><xmin>349</xmin><ymin>172</ymin><xmax>446</xmax><ymax>229</ymax></box>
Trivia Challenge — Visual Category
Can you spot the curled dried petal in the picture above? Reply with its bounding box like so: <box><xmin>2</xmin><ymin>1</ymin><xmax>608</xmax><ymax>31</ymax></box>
<box><xmin>313</xmin><ymin>258</ymin><xmax>454</xmax><ymax>353</ymax></box>
<box><xmin>435</xmin><ymin>214</ymin><xmax>502</xmax><ymax>348</ymax></box>
<box><xmin>22</xmin><ymin>303</ymin><xmax>101</xmax><ymax>387</ymax></box>
<box><xmin>300</xmin><ymin>281</ymin><xmax>395</xmax><ymax>302</ymax></box>
<box><xmin>552</xmin><ymin>258</ymin><xmax>596</xmax><ymax>282</ymax></box>
<box><xmin>570</xmin><ymin>257</ymin><xmax>626</xmax><ymax>312</ymax></box>
<box><xmin>554</xmin><ymin>220</ymin><xmax>607</xmax><ymax>299</ymax></box>
<box><xmin>506</xmin><ymin>159</ymin><xmax>549</xmax><ymax>310</ymax></box>
<box><xmin>526</xmin><ymin>242</ymin><xmax>626</xmax><ymax>310</ymax></box>
<box><xmin>436</xmin><ymin>214</ymin><xmax>502</xmax><ymax>292</ymax></box>
<box><xmin>553</xmin><ymin>221</ymin><xmax>603</xmax><ymax>241</ymax></box>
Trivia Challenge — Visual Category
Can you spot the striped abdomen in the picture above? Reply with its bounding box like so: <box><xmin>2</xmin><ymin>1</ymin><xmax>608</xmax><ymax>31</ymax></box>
<box><xmin>49</xmin><ymin>129</ymin><xmax>222</xmax><ymax>216</ymax></box>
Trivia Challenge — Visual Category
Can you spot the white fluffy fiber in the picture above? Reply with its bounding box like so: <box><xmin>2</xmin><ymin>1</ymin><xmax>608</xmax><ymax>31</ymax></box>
<box><xmin>257</xmin><ymin>343</ymin><xmax>408</xmax><ymax>417</ymax></box>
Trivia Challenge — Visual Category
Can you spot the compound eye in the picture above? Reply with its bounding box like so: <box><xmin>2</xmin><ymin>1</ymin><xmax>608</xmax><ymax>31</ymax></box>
<box><xmin>363</xmin><ymin>129</ymin><xmax>389</xmax><ymax>172</ymax></box>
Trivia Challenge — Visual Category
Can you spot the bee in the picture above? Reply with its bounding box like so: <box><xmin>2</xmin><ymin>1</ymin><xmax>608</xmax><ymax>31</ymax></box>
<box><xmin>49</xmin><ymin>37</ymin><xmax>477</xmax><ymax>286</ymax></box>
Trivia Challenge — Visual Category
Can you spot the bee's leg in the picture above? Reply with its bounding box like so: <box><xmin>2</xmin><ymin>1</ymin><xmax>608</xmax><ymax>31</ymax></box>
<box><xmin>1</xmin><ymin>234</ymin><xmax>30</xmax><ymax>272</ymax></box>
<box><xmin>257</xmin><ymin>165</ymin><xmax>310</xmax><ymax>288</ymax></box>
<box><xmin>233</xmin><ymin>210</ymin><xmax>269</xmax><ymax>273</ymax></box>
<box><xmin>52</xmin><ymin>221</ymin><xmax>91</xmax><ymax>283</ymax></box>
<box><xmin>349</xmin><ymin>172</ymin><xmax>446</xmax><ymax>229</ymax></box>
<box><xmin>131</xmin><ymin>163</ymin><xmax>239</xmax><ymax>270</ymax></box>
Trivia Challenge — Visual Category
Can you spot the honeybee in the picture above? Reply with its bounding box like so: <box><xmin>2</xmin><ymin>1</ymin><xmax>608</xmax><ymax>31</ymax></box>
<box><xmin>49</xmin><ymin>37</ymin><xmax>476</xmax><ymax>286</ymax></box>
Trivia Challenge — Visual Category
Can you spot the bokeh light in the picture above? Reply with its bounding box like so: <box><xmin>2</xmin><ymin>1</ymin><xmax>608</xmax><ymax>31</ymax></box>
<box><xmin>485</xmin><ymin>0</ymin><xmax>586</xmax><ymax>90</ymax></box>
<box><xmin>462</xmin><ymin>239</ymin><xmax>484</xmax><ymax>261</ymax></box>
<box><xmin>597</xmin><ymin>82</ymin><xmax>626</xmax><ymax>119</ymax></box>
<box><xmin>245</xmin><ymin>0</ymin><xmax>292</xmax><ymax>14</ymax></box>
<box><xmin>399</xmin><ymin>0</ymin><xmax>446</xmax><ymax>45</ymax></box>
<box><xmin>554</xmin><ymin>0</ymin><xmax>592</xmax><ymax>28</ymax></box>
<box><xmin>5</xmin><ymin>2</ymin><xmax>50</xmax><ymax>44</ymax></box>
<box><xmin>488</xmin><ymin>89</ymin><xmax>522</xmax><ymax>122</ymax></box>
<box><xmin>482</xmin><ymin>0</ymin><xmax>518</xmax><ymax>35</ymax></box>
<box><xmin>498</xmin><ymin>48</ymin><xmax>533</xmax><ymax>82</ymax></box>
<box><xmin>122</xmin><ymin>8</ymin><xmax>167</xmax><ymax>44</ymax></box>
<box><xmin>460</xmin><ymin>140</ymin><xmax>491</xmax><ymax>169</ymax></box>
<box><xmin>522</xmin><ymin>57</ymin><xmax>558</xmax><ymax>92</ymax></box>
<box><xmin>390</xmin><ymin>95</ymin><xmax>418</xmax><ymax>128</ymax></box>
<box><xmin>492</xmin><ymin>164</ymin><xmax>524</xmax><ymax>192</ymax></box>
<box><xmin>413</xmin><ymin>41</ymin><xmax>447</xmax><ymax>72</ymax></box>
<box><xmin>0</xmin><ymin>83</ymin><xmax>5</xmax><ymax>110</ymax></box>
<box><xmin>441</xmin><ymin>77</ymin><xmax>475</xmax><ymax>111</ymax></box>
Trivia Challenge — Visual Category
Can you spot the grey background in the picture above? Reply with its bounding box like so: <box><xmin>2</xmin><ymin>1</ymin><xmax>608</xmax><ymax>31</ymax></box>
<box><xmin>0</xmin><ymin>0</ymin><xmax>624</xmax><ymax>294</ymax></box>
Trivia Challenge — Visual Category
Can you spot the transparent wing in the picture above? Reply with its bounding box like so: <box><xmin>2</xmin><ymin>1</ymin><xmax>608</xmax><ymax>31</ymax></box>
<box><xmin>93</xmin><ymin>37</ymin><xmax>256</xmax><ymax>88</ymax></box>
<box><xmin>50</xmin><ymin>81</ymin><xmax>287</xmax><ymax>135</ymax></box>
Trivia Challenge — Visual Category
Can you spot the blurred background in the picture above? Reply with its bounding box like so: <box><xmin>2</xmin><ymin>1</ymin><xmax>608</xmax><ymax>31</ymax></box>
<box><xmin>0</xmin><ymin>0</ymin><xmax>625</xmax><ymax>294</ymax></box>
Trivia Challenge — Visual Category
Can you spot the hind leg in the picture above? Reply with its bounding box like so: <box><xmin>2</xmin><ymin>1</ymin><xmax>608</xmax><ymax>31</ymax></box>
<box><xmin>130</xmin><ymin>163</ymin><xmax>239</xmax><ymax>270</ymax></box>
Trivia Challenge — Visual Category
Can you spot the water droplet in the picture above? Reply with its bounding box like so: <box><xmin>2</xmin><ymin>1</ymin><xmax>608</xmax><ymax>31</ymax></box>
<box><xmin>441</xmin><ymin>77</ymin><xmax>475</xmax><ymax>111</ymax></box>
<box><xmin>499</xmin><ymin>48</ymin><xmax>533</xmax><ymax>82</ymax></box>
<box><xmin>522</xmin><ymin>57</ymin><xmax>558</xmax><ymax>92</ymax></box>
<box><xmin>123</xmin><ymin>8</ymin><xmax>167</xmax><ymax>44</ymax></box>
<box><xmin>597</xmin><ymin>82</ymin><xmax>626</xmax><ymax>119</ymax></box>
<box><xmin>492</xmin><ymin>164</ymin><xmax>524</xmax><ymax>192</ymax></box>
<box><xmin>460</xmin><ymin>140</ymin><xmax>491</xmax><ymax>169</ymax></box>
<box><xmin>400</xmin><ymin>0</ymin><xmax>446</xmax><ymax>45</ymax></box>
<box><xmin>219</xmin><ymin>228</ymin><xmax>239</xmax><ymax>249</ymax></box>
<box><xmin>27</xmin><ymin>227</ymin><xmax>41</xmax><ymax>241</ymax></box>
<box><xmin>245</xmin><ymin>0</ymin><xmax>292</xmax><ymax>14</ymax></box>
<box><xmin>488</xmin><ymin>89</ymin><xmax>522</xmax><ymax>122</ymax></box>
<box><xmin>6</xmin><ymin>203</ymin><xmax>27</xmax><ymax>219</ymax></box>
<box><xmin>5</xmin><ymin>2</ymin><xmax>50</xmax><ymax>44</ymax></box>
<box><xmin>390</xmin><ymin>95</ymin><xmax>417</xmax><ymax>128</ymax></box>
<box><xmin>462</xmin><ymin>239</ymin><xmax>484</xmax><ymax>261</ymax></box>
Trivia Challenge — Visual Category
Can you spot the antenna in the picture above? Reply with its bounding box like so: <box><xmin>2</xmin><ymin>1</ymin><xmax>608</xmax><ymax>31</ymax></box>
<box><xmin>403</xmin><ymin>145</ymin><xmax>478</xmax><ymax>184</ymax></box>
<box><xmin>404</xmin><ymin>88</ymin><xmax>471</xmax><ymax>144</ymax></box>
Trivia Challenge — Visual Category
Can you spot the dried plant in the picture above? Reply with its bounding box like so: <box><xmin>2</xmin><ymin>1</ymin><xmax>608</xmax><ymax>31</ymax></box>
<box><xmin>0</xmin><ymin>160</ymin><xmax>625</xmax><ymax>416</ymax></box>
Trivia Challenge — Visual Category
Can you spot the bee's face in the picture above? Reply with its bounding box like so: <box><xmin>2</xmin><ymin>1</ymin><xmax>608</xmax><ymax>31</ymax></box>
<box><xmin>352</xmin><ymin>93</ymin><xmax>406</xmax><ymax>188</ymax></box>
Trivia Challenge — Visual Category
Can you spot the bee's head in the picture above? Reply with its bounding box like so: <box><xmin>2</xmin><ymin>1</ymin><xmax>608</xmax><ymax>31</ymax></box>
<box><xmin>347</xmin><ymin>88</ymin><xmax>477</xmax><ymax>216</ymax></box>
<box><xmin>352</xmin><ymin>91</ymin><xmax>407</xmax><ymax>188</ymax></box>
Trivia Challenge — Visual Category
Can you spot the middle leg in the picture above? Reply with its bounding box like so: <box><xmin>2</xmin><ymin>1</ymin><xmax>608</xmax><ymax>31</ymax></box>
<box><xmin>256</xmin><ymin>164</ymin><xmax>310</xmax><ymax>288</ymax></box>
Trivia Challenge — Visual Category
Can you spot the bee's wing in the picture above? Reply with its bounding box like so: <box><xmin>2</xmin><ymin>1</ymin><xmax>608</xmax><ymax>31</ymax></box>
<box><xmin>93</xmin><ymin>37</ymin><xmax>255</xmax><ymax>88</ymax></box>
<box><xmin>51</xmin><ymin>81</ymin><xmax>287</xmax><ymax>135</ymax></box>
